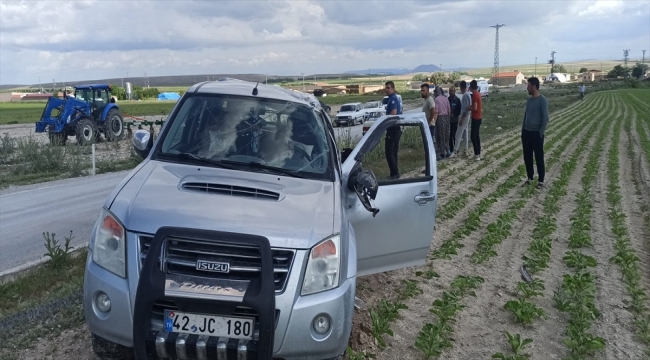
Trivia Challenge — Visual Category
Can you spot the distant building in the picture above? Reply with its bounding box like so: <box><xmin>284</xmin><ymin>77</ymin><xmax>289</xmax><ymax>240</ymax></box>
<box><xmin>580</xmin><ymin>70</ymin><xmax>605</xmax><ymax>82</ymax></box>
<box><xmin>491</xmin><ymin>71</ymin><xmax>525</xmax><ymax>86</ymax></box>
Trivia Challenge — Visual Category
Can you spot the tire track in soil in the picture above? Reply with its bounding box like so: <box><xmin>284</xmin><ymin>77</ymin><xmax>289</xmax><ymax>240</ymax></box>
<box><xmin>431</xmin><ymin>94</ymin><xmax>615</xmax><ymax>360</ymax></box>
<box><xmin>586</xmin><ymin>95</ymin><xmax>647</xmax><ymax>359</ymax></box>
<box><xmin>371</xmin><ymin>93</ymin><xmax>611</xmax><ymax>360</ymax></box>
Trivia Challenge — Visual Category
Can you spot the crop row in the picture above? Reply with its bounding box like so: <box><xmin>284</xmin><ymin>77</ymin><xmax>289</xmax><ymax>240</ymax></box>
<box><xmin>354</xmin><ymin>94</ymin><xmax>607</xmax><ymax>358</ymax></box>
<box><xmin>414</xmin><ymin>275</ymin><xmax>485</xmax><ymax>359</ymax></box>
<box><xmin>468</xmin><ymin>98</ymin><xmax>607</xmax><ymax>265</ymax></box>
<box><xmin>435</xmin><ymin>96</ymin><xmax>599</xmax><ymax>221</ymax></box>
<box><xmin>554</xmin><ymin>96</ymin><xmax>614</xmax><ymax>359</ymax></box>
<box><xmin>615</xmin><ymin>94</ymin><xmax>650</xmax><ymax>354</ymax></box>
<box><xmin>497</xmin><ymin>95</ymin><xmax>612</xmax><ymax>359</ymax></box>
<box><xmin>432</xmin><ymin>94</ymin><xmax>608</xmax><ymax>260</ymax></box>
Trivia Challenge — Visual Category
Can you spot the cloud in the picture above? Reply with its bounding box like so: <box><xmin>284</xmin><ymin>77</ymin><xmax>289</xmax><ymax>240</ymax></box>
<box><xmin>0</xmin><ymin>0</ymin><xmax>648</xmax><ymax>85</ymax></box>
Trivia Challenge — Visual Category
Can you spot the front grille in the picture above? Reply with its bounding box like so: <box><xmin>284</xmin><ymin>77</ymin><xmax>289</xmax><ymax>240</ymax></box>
<box><xmin>181</xmin><ymin>182</ymin><xmax>280</xmax><ymax>201</ymax></box>
<box><xmin>139</xmin><ymin>235</ymin><xmax>295</xmax><ymax>293</ymax></box>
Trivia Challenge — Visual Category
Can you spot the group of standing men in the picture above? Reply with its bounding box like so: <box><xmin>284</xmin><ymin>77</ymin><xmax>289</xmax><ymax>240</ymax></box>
<box><xmin>382</xmin><ymin>76</ymin><xmax>549</xmax><ymax>190</ymax></box>
<box><xmin>421</xmin><ymin>80</ymin><xmax>483</xmax><ymax>161</ymax></box>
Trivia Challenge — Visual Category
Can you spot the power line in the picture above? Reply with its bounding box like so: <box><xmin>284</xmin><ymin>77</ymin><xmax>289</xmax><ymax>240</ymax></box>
<box><xmin>490</xmin><ymin>24</ymin><xmax>505</xmax><ymax>89</ymax></box>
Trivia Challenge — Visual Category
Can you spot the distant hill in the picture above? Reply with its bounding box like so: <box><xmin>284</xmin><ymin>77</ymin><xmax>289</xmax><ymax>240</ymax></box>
<box><xmin>344</xmin><ymin>68</ymin><xmax>412</xmax><ymax>75</ymax></box>
<box><xmin>411</xmin><ymin>64</ymin><xmax>442</xmax><ymax>73</ymax></box>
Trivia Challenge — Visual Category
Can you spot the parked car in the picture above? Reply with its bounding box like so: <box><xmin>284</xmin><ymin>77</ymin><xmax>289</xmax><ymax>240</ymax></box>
<box><xmin>335</xmin><ymin>102</ymin><xmax>365</xmax><ymax>127</ymax></box>
<box><xmin>82</xmin><ymin>78</ymin><xmax>438</xmax><ymax>360</ymax></box>
<box><xmin>361</xmin><ymin>100</ymin><xmax>385</xmax><ymax>121</ymax></box>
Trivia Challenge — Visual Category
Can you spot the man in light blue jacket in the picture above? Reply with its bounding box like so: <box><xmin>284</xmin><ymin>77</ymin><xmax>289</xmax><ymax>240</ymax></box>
<box><xmin>522</xmin><ymin>76</ymin><xmax>549</xmax><ymax>189</ymax></box>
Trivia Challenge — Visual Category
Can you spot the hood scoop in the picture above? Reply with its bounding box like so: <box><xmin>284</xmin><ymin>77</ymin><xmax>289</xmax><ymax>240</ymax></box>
<box><xmin>181</xmin><ymin>182</ymin><xmax>281</xmax><ymax>201</ymax></box>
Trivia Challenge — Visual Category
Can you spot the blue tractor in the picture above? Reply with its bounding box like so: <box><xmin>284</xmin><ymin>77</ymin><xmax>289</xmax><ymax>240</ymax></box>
<box><xmin>35</xmin><ymin>84</ymin><xmax>125</xmax><ymax>146</ymax></box>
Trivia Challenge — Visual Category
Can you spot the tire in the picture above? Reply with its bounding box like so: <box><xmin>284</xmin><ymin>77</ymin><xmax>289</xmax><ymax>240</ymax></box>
<box><xmin>48</xmin><ymin>132</ymin><xmax>67</xmax><ymax>146</ymax></box>
<box><xmin>105</xmin><ymin>108</ymin><xmax>125</xmax><ymax>142</ymax></box>
<box><xmin>75</xmin><ymin>117</ymin><xmax>98</xmax><ymax>146</ymax></box>
<box><xmin>91</xmin><ymin>334</ymin><xmax>134</xmax><ymax>360</ymax></box>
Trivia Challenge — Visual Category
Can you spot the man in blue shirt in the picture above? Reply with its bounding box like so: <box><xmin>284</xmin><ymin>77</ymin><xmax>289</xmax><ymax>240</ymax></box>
<box><xmin>384</xmin><ymin>81</ymin><xmax>402</xmax><ymax>179</ymax></box>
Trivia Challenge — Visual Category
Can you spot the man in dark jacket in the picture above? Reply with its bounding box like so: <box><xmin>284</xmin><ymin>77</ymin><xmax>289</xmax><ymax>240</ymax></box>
<box><xmin>522</xmin><ymin>77</ymin><xmax>549</xmax><ymax>189</ymax></box>
<box><xmin>447</xmin><ymin>86</ymin><xmax>462</xmax><ymax>153</ymax></box>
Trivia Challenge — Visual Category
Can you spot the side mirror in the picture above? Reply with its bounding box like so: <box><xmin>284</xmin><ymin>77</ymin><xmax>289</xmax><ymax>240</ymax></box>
<box><xmin>341</xmin><ymin>148</ymin><xmax>353</xmax><ymax>163</ymax></box>
<box><xmin>351</xmin><ymin>168</ymin><xmax>380</xmax><ymax>217</ymax></box>
<box><xmin>132</xmin><ymin>129</ymin><xmax>153</xmax><ymax>159</ymax></box>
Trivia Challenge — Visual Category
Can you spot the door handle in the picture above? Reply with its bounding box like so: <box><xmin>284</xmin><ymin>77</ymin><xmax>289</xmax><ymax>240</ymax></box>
<box><xmin>414</xmin><ymin>191</ymin><xmax>436</xmax><ymax>206</ymax></box>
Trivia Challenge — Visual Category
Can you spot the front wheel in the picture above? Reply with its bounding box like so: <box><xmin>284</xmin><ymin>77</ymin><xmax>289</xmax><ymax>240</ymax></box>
<box><xmin>105</xmin><ymin>108</ymin><xmax>125</xmax><ymax>142</ymax></box>
<box><xmin>75</xmin><ymin>118</ymin><xmax>98</xmax><ymax>146</ymax></box>
<box><xmin>48</xmin><ymin>132</ymin><xmax>67</xmax><ymax>146</ymax></box>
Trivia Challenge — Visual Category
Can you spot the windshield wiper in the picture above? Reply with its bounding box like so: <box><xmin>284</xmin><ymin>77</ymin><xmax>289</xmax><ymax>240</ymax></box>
<box><xmin>166</xmin><ymin>153</ymin><xmax>238</xmax><ymax>170</ymax></box>
<box><xmin>220</xmin><ymin>159</ymin><xmax>304</xmax><ymax>178</ymax></box>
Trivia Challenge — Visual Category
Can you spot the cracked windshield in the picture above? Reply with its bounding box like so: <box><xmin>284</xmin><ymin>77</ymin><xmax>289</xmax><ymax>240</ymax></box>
<box><xmin>160</xmin><ymin>95</ymin><xmax>331</xmax><ymax>177</ymax></box>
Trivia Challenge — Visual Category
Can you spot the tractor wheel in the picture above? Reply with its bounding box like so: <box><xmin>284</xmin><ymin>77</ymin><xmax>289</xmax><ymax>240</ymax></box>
<box><xmin>75</xmin><ymin>118</ymin><xmax>98</xmax><ymax>146</ymax></box>
<box><xmin>105</xmin><ymin>109</ymin><xmax>125</xmax><ymax>142</ymax></box>
<box><xmin>48</xmin><ymin>133</ymin><xmax>67</xmax><ymax>146</ymax></box>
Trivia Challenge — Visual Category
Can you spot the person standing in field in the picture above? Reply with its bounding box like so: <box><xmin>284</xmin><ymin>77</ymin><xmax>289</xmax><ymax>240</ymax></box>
<box><xmin>384</xmin><ymin>81</ymin><xmax>403</xmax><ymax>179</ymax></box>
<box><xmin>434</xmin><ymin>86</ymin><xmax>451</xmax><ymax>160</ymax></box>
<box><xmin>421</xmin><ymin>83</ymin><xmax>437</xmax><ymax>147</ymax></box>
<box><xmin>451</xmin><ymin>81</ymin><xmax>472</xmax><ymax>158</ymax></box>
<box><xmin>469</xmin><ymin>80</ymin><xmax>483</xmax><ymax>161</ymax></box>
<box><xmin>521</xmin><ymin>76</ymin><xmax>549</xmax><ymax>189</ymax></box>
<box><xmin>447</xmin><ymin>86</ymin><xmax>462</xmax><ymax>154</ymax></box>
<box><xmin>579</xmin><ymin>84</ymin><xmax>586</xmax><ymax>101</ymax></box>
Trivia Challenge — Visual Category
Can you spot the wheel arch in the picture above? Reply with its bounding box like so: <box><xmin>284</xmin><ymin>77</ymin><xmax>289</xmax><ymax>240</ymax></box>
<box><xmin>101</xmin><ymin>103</ymin><xmax>120</xmax><ymax>122</ymax></box>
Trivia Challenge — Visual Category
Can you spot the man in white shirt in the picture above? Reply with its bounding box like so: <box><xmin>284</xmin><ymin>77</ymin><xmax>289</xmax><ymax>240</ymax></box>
<box><xmin>451</xmin><ymin>81</ymin><xmax>472</xmax><ymax>157</ymax></box>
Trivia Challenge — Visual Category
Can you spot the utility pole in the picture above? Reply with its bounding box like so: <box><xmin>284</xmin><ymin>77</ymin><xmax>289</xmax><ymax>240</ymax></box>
<box><xmin>535</xmin><ymin>57</ymin><xmax>537</xmax><ymax>77</ymax></box>
<box><xmin>549</xmin><ymin>51</ymin><xmax>556</xmax><ymax>74</ymax></box>
<box><xmin>490</xmin><ymin>24</ymin><xmax>505</xmax><ymax>89</ymax></box>
<box><xmin>623</xmin><ymin>49</ymin><xmax>630</xmax><ymax>77</ymax></box>
<box><xmin>301</xmin><ymin>72</ymin><xmax>305</xmax><ymax>92</ymax></box>
<box><xmin>39</xmin><ymin>76</ymin><xmax>41</xmax><ymax>93</ymax></box>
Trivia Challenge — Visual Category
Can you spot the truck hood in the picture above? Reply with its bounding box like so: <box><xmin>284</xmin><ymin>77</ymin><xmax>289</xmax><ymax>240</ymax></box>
<box><xmin>109</xmin><ymin>160</ymin><xmax>336</xmax><ymax>249</ymax></box>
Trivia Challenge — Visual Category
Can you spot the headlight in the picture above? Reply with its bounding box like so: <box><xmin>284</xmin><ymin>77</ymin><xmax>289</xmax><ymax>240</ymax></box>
<box><xmin>92</xmin><ymin>208</ymin><xmax>127</xmax><ymax>278</ymax></box>
<box><xmin>301</xmin><ymin>235</ymin><xmax>340</xmax><ymax>296</ymax></box>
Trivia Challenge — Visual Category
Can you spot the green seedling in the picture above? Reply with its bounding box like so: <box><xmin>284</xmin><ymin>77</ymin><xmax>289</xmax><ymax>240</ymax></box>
<box><xmin>397</xmin><ymin>279</ymin><xmax>423</xmax><ymax>300</ymax></box>
<box><xmin>504</xmin><ymin>299</ymin><xmax>547</xmax><ymax>324</ymax></box>
<box><xmin>450</xmin><ymin>275</ymin><xmax>484</xmax><ymax>297</ymax></box>
<box><xmin>345</xmin><ymin>346</ymin><xmax>376</xmax><ymax>360</ymax></box>
<box><xmin>492</xmin><ymin>331</ymin><xmax>533</xmax><ymax>360</ymax></box>
<box><xmin>563</xmin><ymin>250</ymin><xmax>597</xmax><ymax>270</ymax></box>
<box><xmin>415</xmin><ymin>322</ymin><xmax>454</xmax><ymax>359</ymax></box>
<box><xmin>370</xmin><ymin>299</ymin><xmax>407</xmax><ymax>348</ymax></box>
<box><xmin>516</xmin><ymin>279</ymin><xmax>545</xmax><ymax>299</ymax></box>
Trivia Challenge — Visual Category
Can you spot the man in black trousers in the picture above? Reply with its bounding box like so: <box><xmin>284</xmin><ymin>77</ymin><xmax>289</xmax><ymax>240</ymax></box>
<box><xmin>521</xmin><ymin>77</ymin><xmax>549</xmax><ymax>189</ymax></box>
<box><xmin>447</xmin><ymin>86</ymin><xmax>461</xmax><ymax>153</ymax></box>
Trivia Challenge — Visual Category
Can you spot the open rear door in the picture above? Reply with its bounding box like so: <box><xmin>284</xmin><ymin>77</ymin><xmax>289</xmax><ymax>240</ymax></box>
<box><xmin>342</xmin><ymin>113</ymin><xmax>437</xmax><ymax>276</ymax></box>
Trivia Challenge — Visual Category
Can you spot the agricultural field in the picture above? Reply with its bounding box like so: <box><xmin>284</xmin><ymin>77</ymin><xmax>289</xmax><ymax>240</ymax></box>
<box><xmin>0</xmin><ymin>85</ymin><xmax>649</xmax><ymax>360</ymax></box>
<box><xmin>0</xmin><ymin>101</ymin><xmax>176</xmax><ymax>125</ymax></box>
<box><xmin>346</xmin><ymin>87</ymin><xmax>650</xmax><ymax>360</ymax></box>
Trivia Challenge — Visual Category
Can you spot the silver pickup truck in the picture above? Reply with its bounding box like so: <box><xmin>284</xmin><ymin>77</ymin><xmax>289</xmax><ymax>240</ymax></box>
<box><xmin>83</xmin><ymin>79</ymin><xmax>438</xmax><ymax>360</ymax></box>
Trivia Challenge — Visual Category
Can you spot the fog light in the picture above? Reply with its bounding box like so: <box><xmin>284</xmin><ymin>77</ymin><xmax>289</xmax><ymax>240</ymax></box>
<box><xmin>96</xmin><ymin>292</ymin><xmax>111</xmax><ymax>312</ymax></box>
<box><xmin>312</xmin><ymin>314</ymin><xmax>331</xmax><ymax>335</ymax></box>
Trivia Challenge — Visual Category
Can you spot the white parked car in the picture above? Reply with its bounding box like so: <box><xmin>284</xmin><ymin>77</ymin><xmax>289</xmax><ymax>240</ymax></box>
<box><xmin>361</xmin><ymin>100</ymin><xmax>385</xmax><ymax>121</ymax></box>
<box><xmin>335</xmin><ymin>102</ymin><xmax>365</xmax><ymax>127</ymax></box>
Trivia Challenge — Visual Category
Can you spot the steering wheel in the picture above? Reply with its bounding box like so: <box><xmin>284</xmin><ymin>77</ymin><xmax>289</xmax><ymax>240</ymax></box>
<box><xmin>293</xmin><ymin>146</ymin><xmax>311</xmax><ymax>162</ymax></box>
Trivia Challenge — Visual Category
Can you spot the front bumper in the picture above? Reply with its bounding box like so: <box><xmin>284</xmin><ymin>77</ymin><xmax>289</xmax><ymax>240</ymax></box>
<box><xmin>84</xmin><ymin>230</ymin><xmax>355</xmax><ymax>360</ymax></box>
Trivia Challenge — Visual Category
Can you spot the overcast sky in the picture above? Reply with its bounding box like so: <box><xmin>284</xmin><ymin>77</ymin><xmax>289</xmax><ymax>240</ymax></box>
<box><xmin>1</xmin><ymin>0</ymin><xmax>649</xmax><ymax>85</ymax></box>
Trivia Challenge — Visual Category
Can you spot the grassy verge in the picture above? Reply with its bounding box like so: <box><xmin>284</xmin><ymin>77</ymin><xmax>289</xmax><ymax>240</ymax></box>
<box><xmin>0</xmin><ymin>233</ymin><xmax>87</xmax><ymax>358</ymax></box>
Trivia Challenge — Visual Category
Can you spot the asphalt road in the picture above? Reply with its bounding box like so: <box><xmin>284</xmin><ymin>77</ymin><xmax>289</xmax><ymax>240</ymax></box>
<box><xmin>0</xmin><ymin>123</ymin><xmax>368</xmax><ymax>274</ymax></box>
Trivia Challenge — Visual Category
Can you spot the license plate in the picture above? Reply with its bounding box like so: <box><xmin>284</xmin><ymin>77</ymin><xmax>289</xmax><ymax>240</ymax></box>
<box><xmin>164</xmin><ymin>310</ymin><xmax>254</xmax><ymax>340</ymax></box>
